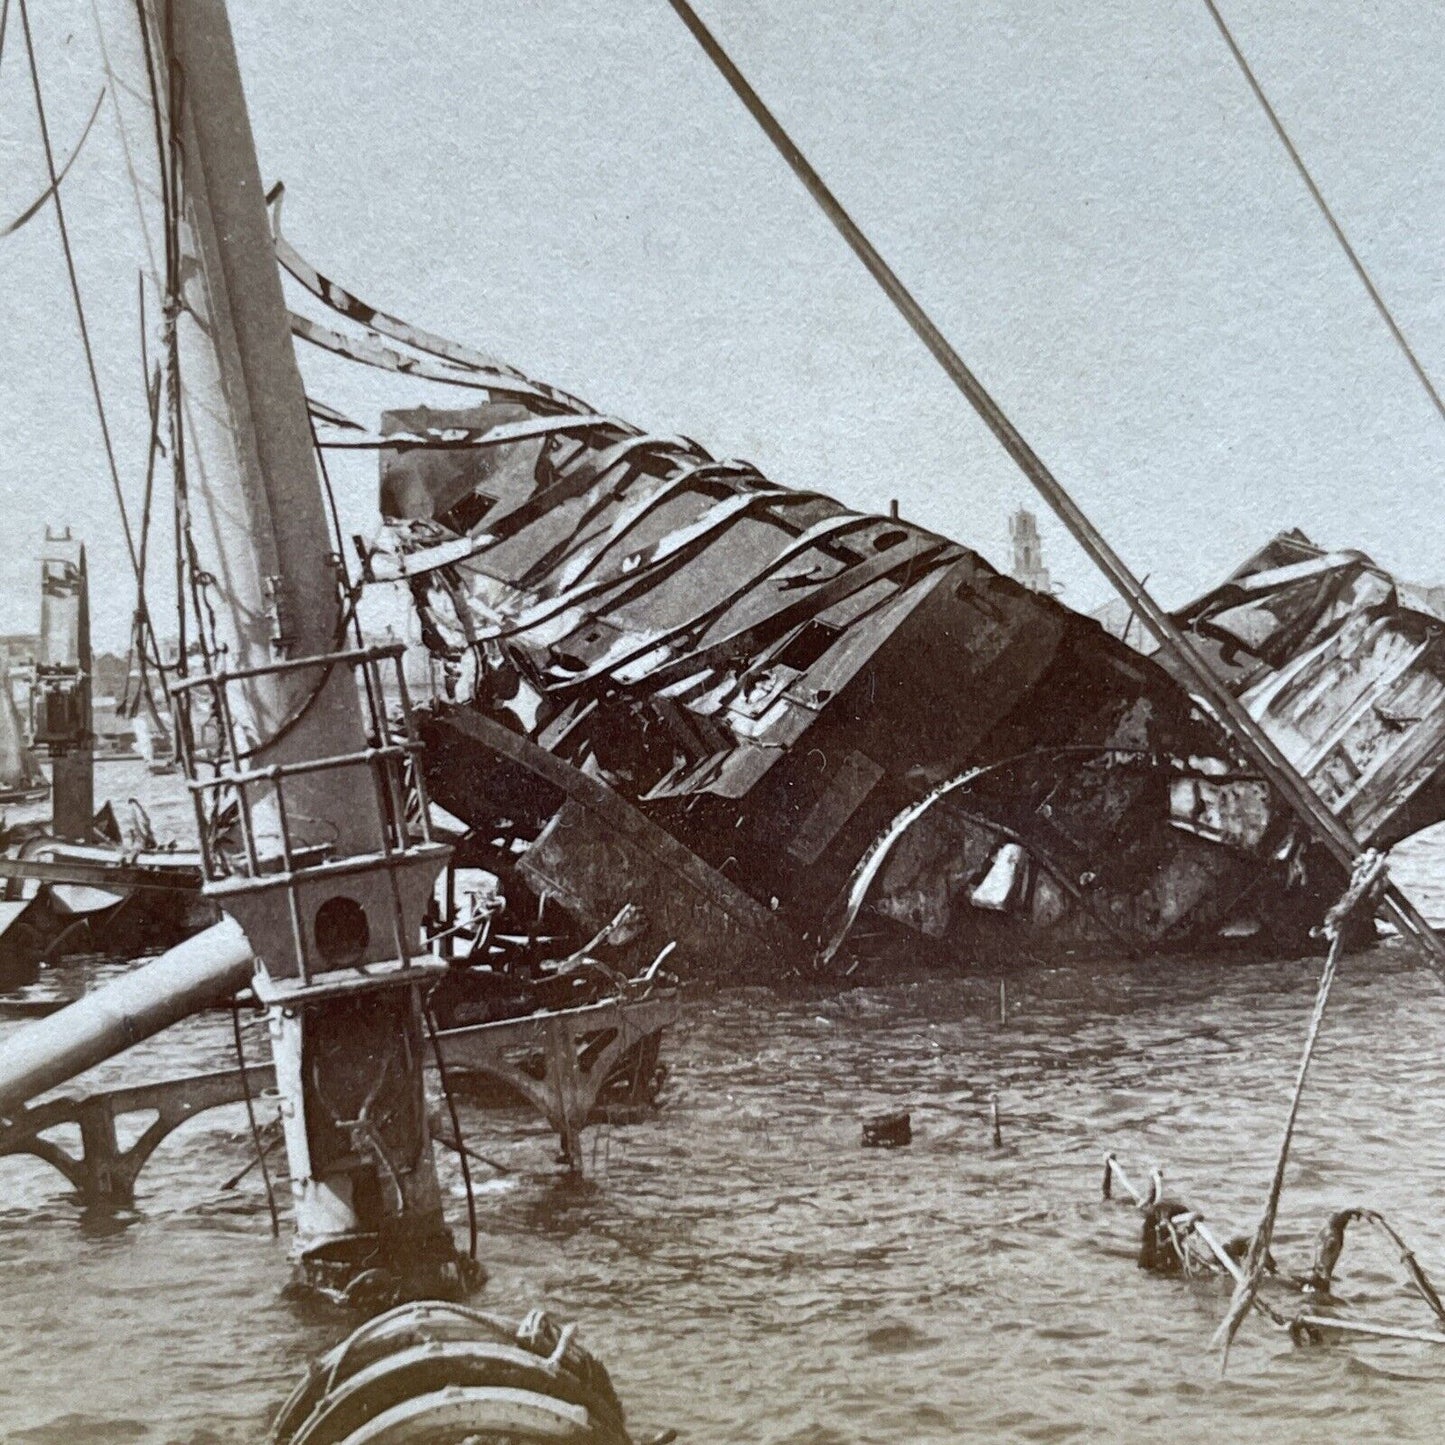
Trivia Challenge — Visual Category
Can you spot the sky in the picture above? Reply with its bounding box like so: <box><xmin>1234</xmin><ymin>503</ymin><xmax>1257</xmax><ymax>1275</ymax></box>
<box><xmin>3</xmin><ymin>1</ymin><xmax>1445</xmax><ymax>652</ymax></box>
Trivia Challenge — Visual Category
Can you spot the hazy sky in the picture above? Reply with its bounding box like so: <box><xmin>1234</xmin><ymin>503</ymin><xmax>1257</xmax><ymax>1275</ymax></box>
<box><xmin>4</xmin><ymin>1</ymin><xmax>1445</xmax><ymax>651</ymax></box>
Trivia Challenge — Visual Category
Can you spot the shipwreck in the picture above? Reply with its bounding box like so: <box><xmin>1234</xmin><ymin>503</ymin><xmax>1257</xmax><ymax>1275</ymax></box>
<box><xmin>341</xmin><ymin>391</ymin><xmax>1400</xmax><ymax>981</ymax></box>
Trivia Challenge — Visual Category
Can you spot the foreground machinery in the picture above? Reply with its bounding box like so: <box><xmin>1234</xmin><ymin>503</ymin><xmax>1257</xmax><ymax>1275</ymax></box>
<box><xmin>0</xmin><ymin>0</ymin><xmax>675</xmax><ymax>1308</ymax></box>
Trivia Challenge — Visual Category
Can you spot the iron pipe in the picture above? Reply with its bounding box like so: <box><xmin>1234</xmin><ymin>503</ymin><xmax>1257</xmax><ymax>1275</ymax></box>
<box><xmin>0</xmin><ymin>917</ymin><xmax>252</xmax><ymax>1114</ymax></box>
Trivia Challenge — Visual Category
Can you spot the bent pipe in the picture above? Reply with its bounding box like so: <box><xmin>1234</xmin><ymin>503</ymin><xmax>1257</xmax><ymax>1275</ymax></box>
<box><xmin>818</xmin><ymin>745</ymin><xmax>1147</xmax><ymax>966</ymax></box>
<box><xmin>0</xmin><ymin>917</ymin><xmax>253</xmax><ymax>1116</ymax></box>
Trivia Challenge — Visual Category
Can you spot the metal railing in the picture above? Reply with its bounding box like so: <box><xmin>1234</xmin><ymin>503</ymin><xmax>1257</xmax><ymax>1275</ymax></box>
<box><xmin>170</xmin><ymin>643</ymin><xmax>439</xmax><ymax>983</ymax></box>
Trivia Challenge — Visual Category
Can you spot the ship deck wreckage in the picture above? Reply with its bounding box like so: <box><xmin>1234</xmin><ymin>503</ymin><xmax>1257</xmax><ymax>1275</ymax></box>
<box><xmin>1168</xmin><ymin>530</ymin><xmax>1445</xmax><ymax>854</ymax></box>
<box><xmin>250</xmin><ymin>14</ymin><xmax>1440</xmax><ymax>992</ymax></box>
<box><xmin>313</xmin><ymin>375</ymin><xmax>1445</xmax><ymax>981</ymax></box>
<box><xmin>364</xmin><ymin>401</ymin><xmax>1312</xmax><ymax>976</ymax></box>
<box><xmin>254</xmin><ymin>42</ymin><xmax>1445</xmax><ymax>991</ymax></box>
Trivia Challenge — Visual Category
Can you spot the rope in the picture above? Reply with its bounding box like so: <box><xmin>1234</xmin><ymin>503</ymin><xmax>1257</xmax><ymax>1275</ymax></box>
<box><xmin>94</xmin><ymin>0</ymin><xmax>172</xmax><ymax>693</ymax></box>
<box><xmin>90</xmin><ymin>0</ymin><xmax>162</xmax><ymax>285</ymax></box>
<box><xmin>306</xmin><ymin>409</ymin><xmax>393</xmax><ymax>760</ymax></box>
<box><xmin>1202</xmin><ymin>0</ymin><xmax>1445</xmax><ymax>428</ymax></box>
<box><xmin>309</xmin><ymin>411</ymin><xmax>360</xmax><ymax>642</ymax></box>
<box><xmin>135</xmin><ymin>0</ymin><xmax>200</xmax><ymax>674</ymax></box>
<box><xmin>231</xmin><ymin>999</ymin><xmax>280</xmax><ymax>1238</ymax></box>
<box><xmin>424</xmin><ymin>1004</ymin><xmax>478</xmax><ymax>1264</ymax></box>
<box><xmin>0</xmin><ymin>88</ymin><xmax>104</xmax><ymax>239</ymax></box>
<box><xmin>122</xmin><ymin>359</ymin><xmax>171</xmax><ymax>707</ymax></box>
<box><xmin>18</xmin><ymin>0</ymin><xmax>141</xmax><ymax>580</ymax></box>
<box><xmin>306</xmin><ymin>407</ymin><xmax>386</xmax><ymax>737</ymax></box>
<box><xmin>1213</xmin><ymin>849</ymin><xmax>1388</xmax><ymax>1366</ymax></box>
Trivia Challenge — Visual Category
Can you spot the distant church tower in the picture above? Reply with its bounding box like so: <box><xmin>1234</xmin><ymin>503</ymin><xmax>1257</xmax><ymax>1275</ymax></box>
<box><xmin>1009</xmin><ymin>508</ymin><xmax>1052</xmax><ymax>593</ymax></box>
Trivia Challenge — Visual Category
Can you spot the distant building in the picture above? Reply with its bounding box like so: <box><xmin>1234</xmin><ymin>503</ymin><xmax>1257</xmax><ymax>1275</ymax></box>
<box><xmin>92</xmin><ymin>694</ymin><xmax>140</xmax><ymax>757</ymax></box>
<box><xmin>92</xmin><ymin>651</ymin><xmax>131</xmax><ymax>702</ymax></box>
<box><xmin>1008</xmin><ymin>509</ymin><xmax>1052</xmax><ymax>593</ymax></box>
<box><xmin>0</xmin><ymin>634</ymin><xmax>37</xmax><ymax>667</ymax></box>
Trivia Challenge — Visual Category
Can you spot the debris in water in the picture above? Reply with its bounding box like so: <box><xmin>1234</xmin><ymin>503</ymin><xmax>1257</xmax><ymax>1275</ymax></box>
<box><xmin>1101</xmin><ymin>1153</ymin><xmax>1445</xmax><ymax>1350</ymax></box>
<box><xmin>862</xmin><ymin>1111</ymin><xmax>912</xmax><ymax>1149</ymax></box>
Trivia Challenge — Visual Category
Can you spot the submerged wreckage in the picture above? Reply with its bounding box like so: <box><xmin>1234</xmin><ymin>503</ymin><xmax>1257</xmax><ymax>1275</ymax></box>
<box><xmin>339</xmin><ymin>381</ymin><xmax>1444</xmax><ymax>978</ymax></box>
<box><xmin>1169</xmin><ymin>530</ymin><xmax>1445</xmax><ymax>855</ymax></box>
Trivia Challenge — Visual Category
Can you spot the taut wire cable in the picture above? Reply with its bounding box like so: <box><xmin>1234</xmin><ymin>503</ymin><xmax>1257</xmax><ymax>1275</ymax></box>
<box><xmin>1202</xmin><ymin>0</ymin><xmax>1445</xmax><ymax>428</ymax></box>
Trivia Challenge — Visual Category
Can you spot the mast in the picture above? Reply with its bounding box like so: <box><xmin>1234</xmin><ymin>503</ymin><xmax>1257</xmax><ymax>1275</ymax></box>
<box><xmin>32</xmin><ymin>529</ymin><xmax>93</xmax><ymax>839</ymax></box>
<box><xmin>148</xmin><ymin>0</ymin><xmax>462</xmax><ymax>1298</ymax></box>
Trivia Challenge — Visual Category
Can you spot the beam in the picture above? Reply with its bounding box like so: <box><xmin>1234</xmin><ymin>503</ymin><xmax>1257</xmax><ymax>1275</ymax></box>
<box><xmin>0</xmin><ymin>918</ymin><xmax>253</xmax><ymax>1115</ymax></box>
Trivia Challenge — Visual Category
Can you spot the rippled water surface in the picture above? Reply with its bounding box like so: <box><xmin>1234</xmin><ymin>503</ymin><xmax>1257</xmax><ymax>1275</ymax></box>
<box><xmin>5</xmin><ymin>765</ymin><xmax>1445</xmax><ymax>1442</ymax></box>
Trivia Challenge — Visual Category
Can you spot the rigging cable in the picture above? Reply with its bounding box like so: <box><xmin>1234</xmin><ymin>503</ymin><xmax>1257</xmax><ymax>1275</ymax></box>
<box><xmin>17</xmin><ymin>0</ymin><xmax>142</xmax><ymax>582</ymax></box>
<box><xmin>133</xmin><ymin>0</ymin><xmax>196</xmax><ymax>674</ymax></box>
<box><xmin>231</xmin><ymin>998</ymin><xmax>281</xmax><ymax>1239</ymax></box>
<box><xmin>90</xmin><ymin>0</ymin><xmax>162</xmax><ymax>285</ymax></box>
<box><xmin>1</xmin><ymin>89</ymin><xmax>104</xmax><ymax>239</ymax></box>
<box><xmin>308</xmin><ymin>410</ymin><xmax>368</xmax><ymax>653</ymax></box>
<box><xmin>1202</xmin><ymin>0</ymin><xmax>1445</xmax><ymax>428</ymax></box>
<box><xmin>128</xmin><ymin>274</ymin><xmax>169</xmax><ymax>679</ymax></box>
<box><xmin>92</xmin><ymin>1</ymin><xmax>177</xmax><ymax>696</ymax></box>
<box><xmin>424</xmin><ymin>1003</ymin><xmax>479</xmax><ymax>1264</ymax></box>
<box><xmin>306</xmin><ymin>409</ymin><xmax>391</xmax><ymax>764</ymax></box>
<box><xmin>660</xmin><ymin>0</ymin><xmax>1445</xmax><ymax>981</ymax></box>
<box><xmin>120</xmin><ymin>361</ymin><xmax>169</xmax><ymax>707</ymax></box>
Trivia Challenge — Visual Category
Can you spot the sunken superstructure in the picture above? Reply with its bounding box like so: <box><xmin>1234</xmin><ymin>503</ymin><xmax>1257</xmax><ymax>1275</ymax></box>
<box><xmin>373</xmin><ymin>398</ymin><xmax>1354</xmax><ymax>980</ymax></box>
<box><xmin>1169</xmin><ymin>530</ymin><xmax>1445</xmax><ymax>852</ymax></box>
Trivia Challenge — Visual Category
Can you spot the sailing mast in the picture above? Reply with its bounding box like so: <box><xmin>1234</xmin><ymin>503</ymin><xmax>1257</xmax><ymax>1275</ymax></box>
<box><xmin>144</xmin><ymin>0</ymin><xmax>460</xmax><ymax>1296</ymax></box>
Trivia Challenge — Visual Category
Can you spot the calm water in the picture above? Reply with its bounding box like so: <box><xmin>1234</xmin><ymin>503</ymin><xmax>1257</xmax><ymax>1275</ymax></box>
<box><xmin>4</xmin><ymin>763</ymin><xmax>1445</xmax><ymax>1442</ymax></box>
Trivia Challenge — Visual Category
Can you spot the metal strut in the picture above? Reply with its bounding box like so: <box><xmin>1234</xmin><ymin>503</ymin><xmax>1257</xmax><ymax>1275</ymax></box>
<box><xmin>663</xmin><ymin>0</ymin><xmax>1445</xmax><ymax>979</ymax></box>
<box><xmin>0</xmin><ymin>1063</ymin><xmax>275</xmax><ymax>1207</ymax></box>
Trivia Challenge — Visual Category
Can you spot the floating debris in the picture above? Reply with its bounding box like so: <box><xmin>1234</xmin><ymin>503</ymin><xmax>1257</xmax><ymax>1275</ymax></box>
<box><xmin>862</xmin><ymin>1110</ymin><xmax>912</xmax><ymax>1149</ymax></box>
<box><xmin>1102</xmin><ymin>1154</ymin><xmax>1445</xmax><ymax>1351</ymax></box>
